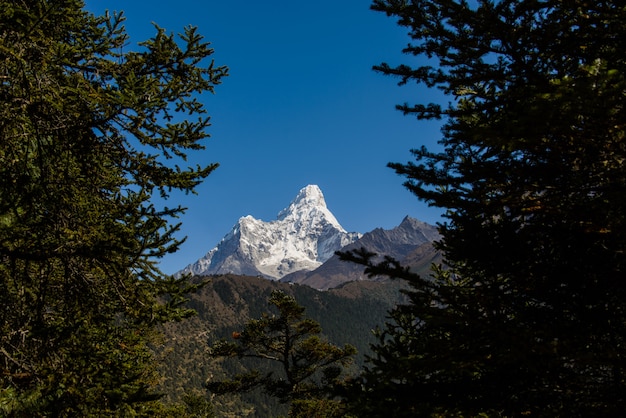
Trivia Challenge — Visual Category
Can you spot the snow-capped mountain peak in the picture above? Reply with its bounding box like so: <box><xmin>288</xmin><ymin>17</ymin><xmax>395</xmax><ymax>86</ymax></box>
<box><xmin>177</xmin><ymin>185</ymin><xmax>361</xmax><ymax>280</ymax></box>
<box><xmin>277</xmin><ymin>184</ymin><xmax>329</xmax><ymax>219</ymax></box>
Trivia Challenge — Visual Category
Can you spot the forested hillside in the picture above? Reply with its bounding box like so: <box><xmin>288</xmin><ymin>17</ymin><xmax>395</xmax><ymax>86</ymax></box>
<box><xmin>154</xmin><ymin>274</ymin><xmax>406</xmax><ymax>417</ymax></box>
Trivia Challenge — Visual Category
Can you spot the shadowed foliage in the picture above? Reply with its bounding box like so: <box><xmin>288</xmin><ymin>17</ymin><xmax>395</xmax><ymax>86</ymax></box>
<box><xmin>0</xmin><ymin>1</ymin><xmax>226</xmax><ymax>415</ymax></box>
<box><xmin>206</xmin><ymin>289</ymin><xmax>356</xmax><ymax>417</ymax></box>
<box><xmin>340</xmin><ymin>1</ymin><xmax>626</xmax><ymax>416</ymax></box>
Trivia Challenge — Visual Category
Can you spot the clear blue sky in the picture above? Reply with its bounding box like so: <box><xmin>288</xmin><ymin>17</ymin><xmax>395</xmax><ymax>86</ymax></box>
<box><xmin>83</xmin><ymin>0</ymin><xmax>445</xmax><ymax>274</ymax></box>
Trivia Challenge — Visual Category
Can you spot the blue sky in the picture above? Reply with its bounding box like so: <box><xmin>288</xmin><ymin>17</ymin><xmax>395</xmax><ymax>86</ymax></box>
<box><xmin>84</xmin><ymin>0</ymin><xmax>445</xmax><ymax>274</ymax></box>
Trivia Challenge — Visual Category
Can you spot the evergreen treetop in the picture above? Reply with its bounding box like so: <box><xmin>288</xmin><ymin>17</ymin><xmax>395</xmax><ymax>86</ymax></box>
<box><xmin>0</xmin><ymin>1</ymin><xmax>227</xmax><ymax>415</ymax></box>
<box><xmin>341</xmin><ymin>1</ymin><xmax>626</xmax><ymax>416</ymax></box>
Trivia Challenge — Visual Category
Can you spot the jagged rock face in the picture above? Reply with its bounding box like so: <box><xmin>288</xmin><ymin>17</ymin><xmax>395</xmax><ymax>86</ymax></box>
<box><xmin>280</xmin><ymin>215</ymin><xmax>442</xmax><ymax>290</ymax></box>
<box><xmin>177</xmin><ymin>185</ymin><xmax>361</xmax><ymax>279</ymax></box>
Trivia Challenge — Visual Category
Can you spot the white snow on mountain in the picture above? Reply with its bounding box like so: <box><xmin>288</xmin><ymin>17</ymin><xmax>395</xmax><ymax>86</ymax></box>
<box><xmin>177</xmin><ymin>185</ymin><xmax>362</xmax><ymax>279</ymax></box>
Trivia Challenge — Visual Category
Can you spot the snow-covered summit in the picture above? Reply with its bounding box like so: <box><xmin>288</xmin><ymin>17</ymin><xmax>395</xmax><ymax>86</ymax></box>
<box><xmin>177</xmin><ymin>185</ymin><xmax>361</xmax><ymax>279</ymax></box>
<box><xmin>278</xmin><ymin>184</ymin><xmax>326</xmax><ymax>217</ymax></box>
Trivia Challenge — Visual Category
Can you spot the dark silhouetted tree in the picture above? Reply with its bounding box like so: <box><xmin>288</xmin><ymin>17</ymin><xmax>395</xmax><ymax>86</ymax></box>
<box><xmin>0</xmin><ymin>1</ymin><xmax>227</xmax><ymax>415</ymax></box>
<box><xmin>207</xmin><ymin>290</ymin><xmax>356</xmax><ymax>417</ymax></box>
<box><xmin>341</xmin><ymin>1</ymin><xmax>626</xmax><ymax>416</ymax></box>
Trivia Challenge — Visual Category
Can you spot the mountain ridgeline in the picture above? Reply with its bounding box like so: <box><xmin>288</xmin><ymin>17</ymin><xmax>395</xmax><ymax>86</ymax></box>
<box><xmin>178</xmin><ymin>185</ymin><xmax>362</xmax><ymax>279</ymax></box>
<box><xmin>281</xmin><ymin>215</ymin><xmax>441</xmax><ymax>289</ymax></box>
<box><xmin>178</xmin><ymin>185</ymin><xmax>441</xmax><ymax>289</ymax></box>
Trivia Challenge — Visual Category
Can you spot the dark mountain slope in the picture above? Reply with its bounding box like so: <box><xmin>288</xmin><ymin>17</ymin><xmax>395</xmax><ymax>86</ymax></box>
<box><xmin>282</xmin><ymin>216</ymin><xmax>442</xmax><ymax>289</ymax></box>
<box><xmin>155</xmin><ymin>274</ymin><xmax>406</xmax><ymax>417</ymax></box>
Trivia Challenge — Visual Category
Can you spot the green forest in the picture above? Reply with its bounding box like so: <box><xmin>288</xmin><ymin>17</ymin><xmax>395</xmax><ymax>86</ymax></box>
<box><xmin>2</xmin><ymin>1</ymin><xmax>625</xmax><ymax>417</ymax></box>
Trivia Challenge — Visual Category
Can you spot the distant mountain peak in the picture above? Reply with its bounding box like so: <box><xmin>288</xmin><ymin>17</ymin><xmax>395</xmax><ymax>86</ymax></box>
<box><xmin>295</xmin><ymin>184</ymin><xmax>326</xmax><ymax>206</ymax></box>
<box><xmin>177</xmin><ymin>185</ymin><xmax>361</xmax><ymax>280</ymax></box>
<box><xmin>277</xmin><ymin>184</ymin><xmax>328</xmax><ymax>220</ymax></box>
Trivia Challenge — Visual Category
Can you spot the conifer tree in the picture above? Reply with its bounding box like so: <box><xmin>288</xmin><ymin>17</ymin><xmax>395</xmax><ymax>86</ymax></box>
<box><xmin>341</xmin><ymin>1</ymin><xmax>626</xmax><ymax>416</ymax></box>
<box><xmin>0</xmin><ymin>1</ymin><xmax>227</xmax><ymax>415</ymax></box>
<box><xmin>207</xmin><ymin>290</ymin><xmax>356</xmax><ymax>417</ymax></box>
